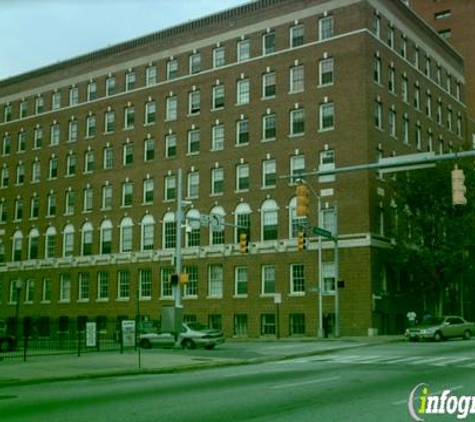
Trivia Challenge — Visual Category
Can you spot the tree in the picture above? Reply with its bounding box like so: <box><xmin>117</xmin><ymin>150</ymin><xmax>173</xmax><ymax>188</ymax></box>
<box><xmin>388</xmin><ymin>162</ymin><xmax>475</xmax><ymax>317</ymax></box>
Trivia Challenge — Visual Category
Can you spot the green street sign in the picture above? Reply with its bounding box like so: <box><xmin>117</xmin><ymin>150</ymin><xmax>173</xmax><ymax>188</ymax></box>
<box><xmin>313</xmin><ymin>227</ymin><xmax>333</xmax><ymax>239</ymax></box>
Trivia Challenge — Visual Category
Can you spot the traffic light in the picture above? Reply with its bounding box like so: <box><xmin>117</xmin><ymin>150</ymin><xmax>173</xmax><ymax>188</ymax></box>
<box><xmin>180</xmin><ymin>273</ymin><xmax>189</xmax><ymax>284</ymax></box>
<box><xmin>452</xmin><ymin>168</ymin><xmax>467</xmax><ymax>206</ymax></box>
<box><xmin>169</xmin><ymin>273</ymin><xmax>179</xmax><ymax>285</ymax></box>
<box><xmin>296</xmin><ymin>184</ymin><xmax>310</xmax><ymax>217</ymax></box>
<box><xmin>297</xmin><ymin>231</ymin><xmax>307</xmax><ymax>251</ymax></box>
<box><xmin>239</xmin><ymin>233</ymin><xmax>249</xmax><ymax>253</ymax></box>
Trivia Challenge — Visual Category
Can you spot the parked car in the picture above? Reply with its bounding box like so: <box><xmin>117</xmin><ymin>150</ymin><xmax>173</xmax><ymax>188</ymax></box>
<box><xmin>0</xmin><ymin>319</ymin><xmax>16</xmax><ymax>352</ymax></box>
<box><xmin>139</xmin><ymin>322</ymin><xmax>225</xmax><ymax>350</ymax></box>
<box><xmin>405</xmin><ymin>315</ymin><xmax>474</xmax><ymax>342</ymax></box>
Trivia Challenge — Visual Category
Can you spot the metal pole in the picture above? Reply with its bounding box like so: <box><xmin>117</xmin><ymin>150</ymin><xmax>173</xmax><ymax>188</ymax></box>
<box><xmin>334</xmin><ymin>204</ymin><xmax>340</xmax><ymax>338</ymax></box>
<box><xmin>174</xmin><ymin>169</ymin><xmax>183</xmax><ymax>336</ymax></box>
<box><xmin>317</xmin><ymin>197</ymin><xmax>324</xmax><ymax>338</ymax></box>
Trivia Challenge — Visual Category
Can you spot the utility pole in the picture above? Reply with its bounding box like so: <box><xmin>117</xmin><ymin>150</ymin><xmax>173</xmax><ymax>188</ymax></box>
<box><xmin>174</xmin><ymin>168</ymin><xmax>183</xmax><ymax>335</ymax></box>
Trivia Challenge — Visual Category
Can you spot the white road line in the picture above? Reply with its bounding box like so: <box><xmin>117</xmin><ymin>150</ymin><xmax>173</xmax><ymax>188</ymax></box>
<box><xmin>433</xmin><ymin>357</ymin><xmax>472</xmax><ymax>366</ymax></box>
<box><xmin>406</xmin><ymin>356</ymin><xmax>449</xmax><ymax>365</ymax></box>
<box><xmin>383</xmin><ymin>356</ymin><xmax>427</xmax><ymax>364</ymax></box>
<box><xmin>270</xmin><ymin>376</ymin><xmax>341</xmax><ymax>390</ymax></box>
<box><xmin>461</xmin><ymin>361</ymin><xmax>475</xmax><ymax>368</ymax></box>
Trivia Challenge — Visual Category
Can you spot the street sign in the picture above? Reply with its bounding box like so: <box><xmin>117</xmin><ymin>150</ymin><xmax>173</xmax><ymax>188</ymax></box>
<box><xmin>121</xmin><ymin>320</ymin><xmax>136</xmax><ymax>347</ymax></box>
<box><xmin>313</xmin><ymin>227</ymin><xmax>333</xmax><ymax>239</ymax></box>
<box><xmin>274</xmin><ymin>293</ymin><xmax>282</xmax><ymax>304</ymax></box>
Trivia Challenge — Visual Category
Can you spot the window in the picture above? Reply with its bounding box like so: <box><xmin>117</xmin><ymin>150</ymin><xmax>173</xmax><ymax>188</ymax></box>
<box><xmin>34</xmin><ymin>127</ymin><xmax>43</xmax><ymax>148</ymax></box>
<box><xmin>237</xmin><ymin>39</ymin><xmax>250</xmax><ymax>62</ymax></box>
<box><xmin>187</xmin><ymin>172</ymin><xmax>199</xmax><ymax>199</ymax></box>
<box><xmin>17</xmin><ymin>131</ymin><xmax>26</xmax><ymax>152</ymax></box>
<box><xmin>69</xmin><ymin>87</ymin><xmax>79</xmax><ymax>106</ymax></box>
<box><xmin>262</xmin><ymin>265</ymin><xmax>275</xmax><ymax>295</ymax></box>
<box><xmin>50</xmin><ymin>123</ymin><xmax>60</xmax><ymax>145</ymax></box>
<box><xmin>435</xmin><ymin>10</ymin><xmax>451</xmax><ymax>20</ymax></box>
<box><xmin>146</xmin><ymin>66</ymin><xmax>157</xmax><ymax>86</ymax></box>
<box><xmin>35</xmin><ymin>96</ymin><xmax>44</xmax><ymax>114</ymax></box>
<box><xmin>117</xmin><ymin>270</ymin><xmax>130</xmax><ymax>299</ymax></box>
<box><xmin>141</xmin><ymin>215</ymin><xmax>155</xmax><ymax>251</ymax></box>
<box><xmin>2</xmin><ymin>134</ymin><xmax>11</xmax><ymax>155</ymax></box>
<box><xmin>102</xmin><ymin>185</ymin><xmax>113</xmax><ymax>210</ymax></box>
<box><xmin>400</xmin><ymin>35</ymin><xmax>407</xmax><ymax>58</ymax></box>
<box><xmin>97</xmin><ymin>272</ymin><xmax>109</xmax><ymax>300</ymax></box>
<box><xmin>438</xmin><ymin>29</ymin><xmax>452</xmax><ymax>39</ymax></box>
<box><xmin>123</xmin><ymin>143</ymin><xmax>133</xmax><ymax>165</ymax></box>
<box><xmin>84</xmin><ymin>150</ymin><xmax>94</xmax><ymax>173</ymax></box>
<box><xmin>237</xmin><ymin>79</ymin><xmax>250</xmax><ymax>105</ymax></box>
<box><xmin>319</xmin><ymin>57</ymin><xmax>334</xmax><ymax>86</ymax></box>
<box><xmin>119</xmin><ymin>217</ymin><xmax>133</xmax><ymax>253</ymax></box>
<box><xmin>87</xmin><ymin>81</ymin><xmax>97</xmax><ymax>101</ymax></box>
<box><xmin>63</xmin><ymin>225</ymin><xmax>75</xmax><ymax>257</ymax></box>
<box><xmin>47</xmin><ymin>193</ymin><xmax>57</xmax><ymax>217</ymax></box>
<box><xmin>212</xmin><ymin>124</ymin><xmax>224</xmax><ymax>151</ymax></box>
<box><xmin>60</xmin><ymin>274</ymin><xmax>71</xmax><ymax>302</ymax></box>
<box><xmin>160</xmin><ymin>267</ymin><xmax>174</xmax><ymax>298</ymax></box>
<box><xmin>403</xmin><ymin>115</ymin><xmax>409</xmax><ymax>144</ymax></box>
<box><xmin>1</xmin><ymin>167</ymin><xmax>8</xmax><ymax>187</ymax></box>
<box><xmin>319</xmin><ymin>102</ymin><xmax>334</xmax><ymax>131</ymax></box>
<box><xmin>166</xmin><ymin>96</ymin><xmax>177</xmax><ymax>120</ymax></box>
<box><xmin>372</xmin><ymin>13</ymin><xmax>380</xmax><ymax>37</ymax></box>
<box><xmin>164</xmin><ymin>175</ymin><xmax>176</xmax><ymax>201</ymax></box>
<box><xmin>210</xmin><ymin>206</ymin><xmax>225</xmax><ymax>245</ymax></box>
<box><xmin>213</xmin><ymin>46</ymin><xmax>225</xmax><ymax>68</ymax></box>
<box><xmin>323</xmin><ymin>261</ymin><xmax>335</xmax><ymax>293</ymax></box>
<box><xmin>20</xmin><ymin>100</ymin><xmax>28</xmax><ymax>118</ymax></box>
<box><xmin>16</xmin><ymin>164</ymin><xmax>25</xmax><ymax>185</ymax></box>
<box><xmin>373</xmin><ymin>56</ymin><xmax>381</xmax><ymax>84</ymax></box>
<box><xmin>425</xmin><ymin>56</ymin><xmax>431</xmax><ymax>78</ymax></box>
<box><xmin>188</xmin><ymin>90</ymin><xmax>201</xmax><ymax>115</ymax></box>
<box><xmin>45</xmin><ymin>226</ymin><xmax>56</xmax><ymax>258</ymax></box>
<box><xmin>262</xmin><ymin>158</ymin><xmax>276</xmax><ymax>188</ymax></box>
<box><xmin>124</xmin><ymin>106</ymin><xmax>135</xmax><ymax>129</ymax></box>
<box><xmin>165</xmin><ymin>133</ymin><xmax>177</xmax><ymax>158</ymax></box>
<box><xmin>49</xmin><ymin>156</ymin><xmax>58</xmax><ymax>179</ymax></box>
<box><xmin>183</xmin><ymin>265</ymin><xmax>198</xmax><ymax>297</ymax></box>
<box><xmin>125</xmin><ymin>72</ymin><xmax>136</xmax><ymax>91</ymax></box>
<box><xmin>14</xmin><ymin>198</ymin><xmax>23</xmax><ymax>220</ymax></box>
<box><xmin>414</xmin><ymin>84</ymin><xmax>420</xmax><ymax>110</ymax></box>
<box><xmin>415</xmin><ymin>123</ymin><xmax>422</xmax><ymax>150</ymax></box>
<box><xmin>289</xmin><ymin>313</ymin><xmax>305</xmax><ymax>335</ymax></box>
<box><xmin>122</xmin><ymin>182</ymin><xmax>133</xmax><ymax>206</ymax></box>
<box><xmin>187</xmin><ymin>129</ymin><xmax>200</xmax><ymax>155</ymax></box>
<box><xmin>262</xmin><ymin>113</ymin><xmax>276</xmax><ymax>140</ymax></box>
<box><xmin>290</xmin><ymin>65</ymin><xmax>304</xmax><ymax>93</ymax></box>
<box><xmin>83</xmin><ymin>187</ymin><xmax>93</xmax><ymax>212</ymax></box>
<box><xmin>261</xmin><ymin>314</ymin><xmax>276</xmax><ymax>335</ymax></box>
<box><xmin>425</xmin><ymin>92</ymin><xmax>432</xmax><ymax>118</ymax></box>
<box><xmin>319</xmin><ymin>16</ymin><xmax>334</xmax><ymax>40</ymax></box>
<box><xmin>103</xmin><ymin>147</ymin><xmax>113</xmax><ymax>169</ymax></box>
<box><xmin>86</xmin><ymin>115</ymin><xmax>96</xmax><ymax>137</ymax></box>
<box><xmin>106</xmin><ymin>76</ymin><xmax>116</xmax><ymax>96</ymax></box>
<box><xmin>167</xmin><ymin>59</ymin><xmax>178</xmax><ymax>80</ymax></box>
<box><xmin>236</xmin><ymin>163</ymin><xmax>249</xmax><ymax>191</ymax></box>
<box><xmin>208</xmin><ymin>264</ymin><xmax>223</xmax><ymax>298</ymax></box>
<box><xmin>144</xmin><ymin>138</ymin><xmax>155</xmax><ymax>162</ymax></box>
<box><xmin>12</xmin><ymin>231</ymin><xmax>23</xmax><ymax>261</ymax></box>
<box><xmin>212</xmin><ymin>85</ymin><xmax>225</xmax><ymax>109</ymax></box>
<box><xmin>68</xmin><ymin>120</ymin><xmax>78</xmax><ymax>142</ymax></box>
<box><xmin>100</xmin><ymin>220</ymin><xmax>113</xmax><ymax>253</ymax></box>
<box><xmin>389</xmin><ymin>108</ymin><xmax>396</xmax><ymax>138</ymax></box>
<box><xmin>234</xmin><ymin>267</ymin><xmax>248</xmax><ymax>296</ymax></box>
<box><xmin>65</xmin><ymin>190</ymin><xmax>75</xmax><ymax>215</ymax></box>
<box><xmin>52</xmin><ymin>92</ymin><xmax>61</xmax><ymax>110</ymax></box>
<box><xmin>78</xmin><ymin>273</ymin><xmax>90</xmax><ymax>300</ymax></box>
<box><xmin>211</xmin><ymin>168</ymin><xmax>224</xmax><ymax>195</ymax></box>
<box><xmin>143</xmin><ymin>178</ymin><xmax>154</xmax><ymax>204</ymax></box>
<box><xmin>262</xmin><ymin>200</ymin><xmax>278</xmax><ymax>240</ymax></box>
<box><xmin>236</xmin><ymin>118</ymin><xmax>249</xmax><ymax>145</ymax></box>
<box><xmin>290</xmin><ymin>108</ymin><xmax>305</xmax><ymax>135</ymax></box>
<box><xmin>262</xmin><ymin>72</ymin><xmax>276</xmax><ymax>98</ymax></box>
<box><xmin>291</xmin><ymin>264</ymin><xmax>305</xmax><ymax>294</ymax></box>
<box><xmin>290</xmin><ymin>24</ymin><xmax>304</xmax><ymax>47</ymax></box>
<box><xmin>262</xmin><ymin>31</ymin><xmax>276</xmax><ymax>55</ymax></box>
<box><xmin>189</xmin><ymin>53</ymin><xmax>201</xmax><ymax>74</ymax></box>
<box><xmin>66</xmin><ymin>153</ymin><xmax>76</xmax><ymax>176</ymax></box>
<box><xmin>30</xmin><ymin>196</ymin><xmax>40</xmax><ymax>219</ymax></box>
<box><xmin>42</xmin><ymin>278</ymin><xmax>52</xmax><ymax>302</ymax></box>
<box><xmin>28</xmin><ymin>229</ymin><xmax>39</xmax><ymax>259</ymax></box>
<box><xmin>163</xmin><ymin>213</ymin><xmax>176</xmax><ymax>249</ymax></box>
<box><xmin>139</xmin><ymin>269</ymin><xmax>152</xmax><ymax>299</ymax></box>
<box><xmin>291</xmin><ymin>154</ymin><xmax>305</xmax><ymax>183</ymax></box>
<box><xmin>401</xmin><ymin>75</ymin><xmax>408</xmax><ymax>103</ymax></box>
<box><xmin>104</xmin><ymin>110</ymin><xmax>115</xmax><ymax>133</ymax></box>
<box><xmin>0</xmin><ymin>201</ymin><xmax>6</xmax><ymax>223</ymax></box>
<box><xmin>144</xmin><ymin>100</ymin><xmax>156</xmax><ymax>125</ymax></box>
<box><xmin>388</xmin><ymin>67</ymin><xmax>395</xmax><ymax>94</ymax></box>
<box><xmin>185</xmin><ymin>210</ymin><xmax>200</xmax><ymax>248</ymax></box>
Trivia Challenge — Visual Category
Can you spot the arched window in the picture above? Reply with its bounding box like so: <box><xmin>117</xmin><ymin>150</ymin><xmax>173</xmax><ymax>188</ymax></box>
<box><xmin>63</xmin><ymin>224</ymin><xmax>75</xmax><ymax>257</ymax></box>
<box><xmin>119</xmin><ymin>217</ymin><xmax>133</xmax><ymax>253</ymax></box>
<box><xmin>141</xmin><ymin>214</ymin><xmax>155</xmax><ymax>251</ymax></box>
<box><xmin>28</xmin><ymin>228</ymin><xmax>40</xmax><ymax>259</ymax></box>
<box><xmin>81</xmin><ymin>222</ymin><xmax>93</xmax><ymax>256</ymax></box>
<box><xmin>12</xmin><ymin>230</ymin><xmax>23</xmax><ymax>261</ymax></box>
<box><xmin>45</xmin><ymin>226</ymin><xmax>57</xmax><ymax>258</ymax></box>
<box><xmin>100</xmin><ymin>220</ymin><xmax>113</xmax><ymax>254</ymax></box>
<box><xmin>186</xmin><ymin>209</ymin><xmax>200</xmax><ymax>247</ymax></box>
<box><xmin>261</xmin><ymin>199</ymin><xmax>278</xmax><ymax>241</ymax></box>
<box><xmin>234</xmin><ymin>203</ymin><xmax>251</xmax><ymax>243</ymax></box>
<box><xmin>210</xmin><ymin>206</ymin><xmax>225</xmax><ymax>245</ymax></box>
<box><xmin>162</xmin><ymin>212</ymin><xmax>176</xmax><ymax>249</ymax></box>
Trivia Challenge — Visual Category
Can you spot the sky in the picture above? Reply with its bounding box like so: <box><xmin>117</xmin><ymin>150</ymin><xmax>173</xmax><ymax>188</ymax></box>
<box><xmin>0</xmin><ymin>0</ymin><xmax>247</xmax><ymax>80</ymax></box>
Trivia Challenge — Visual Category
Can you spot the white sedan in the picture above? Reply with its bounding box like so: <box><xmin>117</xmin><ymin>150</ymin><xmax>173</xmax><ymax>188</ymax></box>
<box><xmin>139</xmin><ymin>322</ymin><xmax>225</xmax><ymax>350</ymax></box>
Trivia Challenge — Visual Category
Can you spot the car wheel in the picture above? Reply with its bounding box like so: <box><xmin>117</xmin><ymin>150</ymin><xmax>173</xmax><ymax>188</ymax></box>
<box><xmin>139</xmin><ymin>338</ymin><xmax>152</xmax><ymax>349</ymax></box>
<box><xmin>0</xmin><ymin>338</ymin><xmax>13</xmax><ymax>352</ymax></box>
<box><xmin>463</xmin><ymin>330</ymin><xmax>471</xmax><ymax>340</ymax></box>
<box><xmin>182</xmin><ymin>339</ymin><xmax>196</xmax><ymax>350</ymax></box>
<box><xmin>433</xmin><ymin>331</ymin><xmax>443</xmax><ymax>342</ymax></box>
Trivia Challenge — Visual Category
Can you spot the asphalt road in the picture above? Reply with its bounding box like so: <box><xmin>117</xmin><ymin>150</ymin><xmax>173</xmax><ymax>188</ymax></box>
<box><xmin>2</xmin><ymin>340</ymin><xmax>475</xmax><ymax>422</ymax></box>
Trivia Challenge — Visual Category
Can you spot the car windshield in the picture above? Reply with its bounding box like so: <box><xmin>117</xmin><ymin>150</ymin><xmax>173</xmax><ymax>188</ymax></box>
<box><xmin>418</xmin><ymin>317</ymin><xmax>444</xmax><ymax>326</ymax></box>
<box><xmin>186</xmin><ymin>322</ymin><xmax>208</xmax><ymax>331</ymax></box>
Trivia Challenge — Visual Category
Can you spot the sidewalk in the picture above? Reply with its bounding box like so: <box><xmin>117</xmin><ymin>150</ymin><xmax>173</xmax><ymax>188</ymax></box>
<box><xmin>0</xmin><ymin>335</ymin><xmax>403</xmax><ymax>387</ymax></box>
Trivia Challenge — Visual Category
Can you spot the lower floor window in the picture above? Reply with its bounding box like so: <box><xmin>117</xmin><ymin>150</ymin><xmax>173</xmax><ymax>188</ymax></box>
<box><xmin>261</xmin><ymin>313</ymin><xmax>276</xmax><ymax>335</ymax></box>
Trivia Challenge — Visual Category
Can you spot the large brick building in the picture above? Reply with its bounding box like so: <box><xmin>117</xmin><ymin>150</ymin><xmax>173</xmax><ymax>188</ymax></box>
<box><xmin>0</xmin><ymin>0</ymin><xmax>469</xmax><ymax>337</ymax></box>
